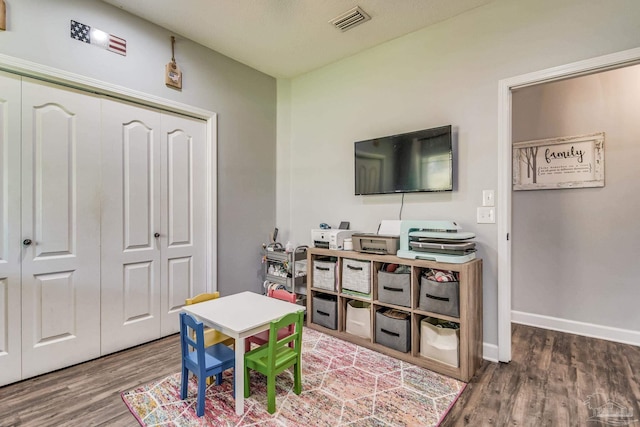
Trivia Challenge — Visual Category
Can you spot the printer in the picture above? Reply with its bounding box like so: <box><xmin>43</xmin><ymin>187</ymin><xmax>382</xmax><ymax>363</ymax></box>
<box><xmin>396</xmin><ymin>220</ymin><xmax>476</xmax><ymax>263</ymax></box>
<box><xmin>311</xmin><ymin>229</ymin><xmax>355</xmax><ymax>250</ymax></box>
<box><xmin>351</xmin><ymin>220</ymin><xmax>402</xmax><ymax>255</ymax></box>
<box><xmin>352</xmin><ymin>233</ymin><xmax>400</xmax><ymax>255</ymax></box>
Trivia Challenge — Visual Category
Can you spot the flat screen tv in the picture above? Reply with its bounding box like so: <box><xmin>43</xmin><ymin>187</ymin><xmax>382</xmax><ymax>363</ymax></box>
<box><xmin>354</xmin><ymin>125</ymin><xmax>453</xmax><ymax>195</ymax></box>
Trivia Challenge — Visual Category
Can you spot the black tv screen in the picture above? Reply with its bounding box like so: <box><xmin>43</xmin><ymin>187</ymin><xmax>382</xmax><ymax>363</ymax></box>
<box><xmin>354</xmin><ymin>125</ymin><xmax>453</xmax><ymax>195</ymax></box>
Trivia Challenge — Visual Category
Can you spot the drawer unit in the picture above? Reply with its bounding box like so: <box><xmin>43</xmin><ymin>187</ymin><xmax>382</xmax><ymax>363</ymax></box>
<box><xmin>345</xmin><ymin>300</ymin><xmax>371</xmax><ymax>339</ymax></box>
<box><xmin>375</xmin><ymin>309</ymin><xmax>411</xmax><ymax>353</ymax></box>
<box><xmin>312</xmin><ymin>294</ymin><xmax>337</xmax><ymax>330</ymax></box>
<box><xmin>342</xmin><ymin>259</ymin><xmax>371</xmax><ymax>294</ymax></box>
<box><xmin>312</xmin><ymin>260</ymin><xmax>337</xmax><ymax>291</ymax></box>
<box><xmin>377</xmin><ymin>271</ymin><xmax>411</xmax><ymax>307</ymax></box>
<box><xmin>418</xmin><ymin>277</ymin><xmax>459</xmax><ymax>317</ymax></box>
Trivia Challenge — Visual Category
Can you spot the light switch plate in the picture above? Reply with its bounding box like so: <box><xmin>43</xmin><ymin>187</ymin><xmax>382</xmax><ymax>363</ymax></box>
<box><xmin>477</xmin><ymin>207</ymin><xmax>496</xmax><ymax>224</ymax></box>
<box><xmin>482</xmin><ymin>190</ymin><xmax>495</xmax><ymax>207</ymax></box>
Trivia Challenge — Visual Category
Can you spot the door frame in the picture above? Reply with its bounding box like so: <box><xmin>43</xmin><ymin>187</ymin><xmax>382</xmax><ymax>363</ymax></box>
<box><xmin>0</xmin><ymin>53</ymin><xmax>218</xmax><ymax>293</ymax></box>
<box><xmin>496</xmin><ymin>47</ymin><xmax>640</xmax><ymax>362</ymax></box>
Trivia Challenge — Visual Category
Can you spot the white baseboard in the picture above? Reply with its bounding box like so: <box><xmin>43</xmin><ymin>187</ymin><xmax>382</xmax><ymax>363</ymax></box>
<box><xmin>512</xmin><ymin>310</ymin><xmax>640</xmax><ymax>347</ymax></box>
<box><xmin>483</xmin><ymin>342</ymin><xmax>499</xmax><ymax>363</ymax></box>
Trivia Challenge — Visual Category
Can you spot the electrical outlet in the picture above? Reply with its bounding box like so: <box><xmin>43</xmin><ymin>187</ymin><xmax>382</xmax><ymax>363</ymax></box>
<box><xmin>477</xmin><ymin>207</ymin><xmax>496</xmax><ymax>224</ymax></box>
<box><xmin>482</xmin><ymin>190</ymin><xmax>495</xmax><ymax>207</ymax></box>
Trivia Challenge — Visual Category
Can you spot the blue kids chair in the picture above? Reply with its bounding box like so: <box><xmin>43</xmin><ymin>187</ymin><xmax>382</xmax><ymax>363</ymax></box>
<box><xmin>180</xmin><ymin>312</ymin><xmax>235</xmax><ymax>417</ymax></box>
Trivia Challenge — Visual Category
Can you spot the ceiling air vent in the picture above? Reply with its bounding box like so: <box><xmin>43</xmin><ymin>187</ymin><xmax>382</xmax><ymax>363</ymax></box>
<box><xmin>329</xmin><ymin>6</ymin><xmax>371</xmax><ymax>32</ymax></box>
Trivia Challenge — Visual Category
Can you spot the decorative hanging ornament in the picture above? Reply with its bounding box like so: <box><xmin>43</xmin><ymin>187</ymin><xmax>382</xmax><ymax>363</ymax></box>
<box><xmin>165</xmin><ymin>36</ymin><xmax>182</xmax><ymax>89</ymax></box>
<box><xmin>0</xmin><ymin>0</ymin><xmax>6</xmax><ymax>31</ymax></box>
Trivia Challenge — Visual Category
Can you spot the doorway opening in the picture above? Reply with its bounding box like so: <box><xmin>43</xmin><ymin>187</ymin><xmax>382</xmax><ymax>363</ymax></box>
<box><xmin>496</xmin><ymin>47</ymin><xmax>640</xmax><ymax>362</ymax></box>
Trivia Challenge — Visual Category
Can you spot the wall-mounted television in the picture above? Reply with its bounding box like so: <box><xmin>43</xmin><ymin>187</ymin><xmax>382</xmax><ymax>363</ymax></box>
<box><xmin>354</xmin><ymin>125</ymin><xmax>453</xmax><ymax>195</ymax></box>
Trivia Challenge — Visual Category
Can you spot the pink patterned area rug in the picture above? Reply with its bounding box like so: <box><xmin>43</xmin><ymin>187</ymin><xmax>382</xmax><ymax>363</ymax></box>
<box><xmin>121</xmin><ymin>327</ymin><xmax>465</xmax><ymax>427</ymax></box>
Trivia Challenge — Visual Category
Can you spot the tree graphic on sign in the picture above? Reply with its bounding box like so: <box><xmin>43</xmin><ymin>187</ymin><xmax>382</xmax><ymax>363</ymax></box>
<box><xmin>521</xmin><ymin>146</ymin><xmax>538</xmax><ymax>183</ymax></box>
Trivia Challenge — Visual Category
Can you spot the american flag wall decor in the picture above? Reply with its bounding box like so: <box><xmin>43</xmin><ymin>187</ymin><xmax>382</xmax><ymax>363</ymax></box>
<box><xmin>70</xmin><ymin>20</ymin><xmax>126</xmax><ymax>56</ymax></box>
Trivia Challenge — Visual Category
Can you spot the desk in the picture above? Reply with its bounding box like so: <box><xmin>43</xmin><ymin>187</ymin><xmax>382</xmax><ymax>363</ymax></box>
<box><xmin>182</xmin><ymin>291</ymin><xmax>304</xmax><ymax>415</ymax></box>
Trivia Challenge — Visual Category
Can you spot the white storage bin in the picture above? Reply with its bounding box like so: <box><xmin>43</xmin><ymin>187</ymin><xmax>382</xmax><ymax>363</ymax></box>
<box><xmin>342</xmin><ymin>259</ymin><xmax>371</xmax><ymax>294</ymax></box>
<box><xmin>420</xmin><ymin>319</ymin><xmax>459</xmax><ymax>367</ymax></box>
<box><xmin>313</xmin><ymin>260</ymin><xmax>336</xmax><ymax>291</ymax></box>
<box><xmin>345</xmin><ymin>300</ymin><xmax>371</xmax><ymax>339</ymax></box>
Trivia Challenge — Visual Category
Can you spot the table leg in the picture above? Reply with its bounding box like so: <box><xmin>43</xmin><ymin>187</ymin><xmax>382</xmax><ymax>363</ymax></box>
<box><xmin>235</xmin><ymin>337</ymin><xmax>245</xmax><ymax>415</ymax></box>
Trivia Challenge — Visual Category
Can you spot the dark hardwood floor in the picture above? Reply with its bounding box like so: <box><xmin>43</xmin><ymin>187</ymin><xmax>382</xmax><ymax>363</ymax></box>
<box><xmin>442</xmin><ymin>324</ymin><xmax>640</xmax><ymax>427</ymax></box>
<box><xmin>1</xmin><ymin>324</ymin><xmax>638</xmax><ymax>426</ymax></box>
<box><xmin>0</xmin><ymin>337</ymin><xmax>182</xmax><ymax>427</ymax></box>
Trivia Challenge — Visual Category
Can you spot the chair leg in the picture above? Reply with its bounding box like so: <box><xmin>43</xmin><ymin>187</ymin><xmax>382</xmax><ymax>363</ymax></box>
<box><xmin>180</xmin><ymin>367</ymin><xmax>189</xmax><ymax>400</ymax></box>
<box><xmin>215</xmin><ymin>372</ymin><xmax>223</xmax><ymax>385</ymax></box>
<box><xmin>294</xmin><ymin>359</ymin><xmax>302</xmax><ymax>395</ymax></box>
<box><xmin>244</xmin><ymin>366</ymin><xmax>251</xmax><ymax>398</ymax></box>
<box><xmin>196</xmin><ymin>375</ymin><xmax>206</xmax><ymax>417</ymax></box>
<box><xmin>267</xmin><ymin>373</ymin><xmax>276</xmax><ymax>414</ymax></box>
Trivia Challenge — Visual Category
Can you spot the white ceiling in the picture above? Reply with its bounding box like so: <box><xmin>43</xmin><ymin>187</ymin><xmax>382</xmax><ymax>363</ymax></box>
<box><xmin>102</xmin><ymin>0</ymin><xmax>494</xmax><ymax>79</ymax></box>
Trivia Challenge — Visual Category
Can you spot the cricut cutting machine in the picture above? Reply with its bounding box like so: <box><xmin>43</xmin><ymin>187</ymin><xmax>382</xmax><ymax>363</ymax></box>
<box><xmin>396</xmin><ymin>220</ymin><xmax>476</xmax><ymax>263</ymax></box>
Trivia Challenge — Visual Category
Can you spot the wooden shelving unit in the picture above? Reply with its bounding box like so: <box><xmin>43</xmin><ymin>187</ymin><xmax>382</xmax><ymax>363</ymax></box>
<box><xmin>306</xmin><ymin>247</ymin><xmax>483</xmax><ymax>382</ymax></box>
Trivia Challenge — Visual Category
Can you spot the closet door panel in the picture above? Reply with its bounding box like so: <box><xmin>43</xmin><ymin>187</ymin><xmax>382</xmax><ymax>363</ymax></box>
<box><xmin>21</xmin><ymin>78</ymin><xmax>101</xmax><ymax>378</ymax></box>
<box><xmin>0</xmin><ymin>72</ymin><xmax>22</xmax><ymax>386</ymax></box>
<box><xmin>101</xmin><ymin>99</ymin><xmax>161</xmax><ymax>355</ymax></box>
<box><xmin>160</xmin><ymin>113</ymin><xmax>207</xmax><ymax>336</ymax></box>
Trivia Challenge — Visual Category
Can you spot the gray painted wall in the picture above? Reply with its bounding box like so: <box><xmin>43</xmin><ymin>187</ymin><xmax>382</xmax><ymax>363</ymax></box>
<box><xmin>0</xmin><ymin>0</ymin><xmax>277</xmax><ymax>295</ymax></box>
<box><xmin>512</xmin><ymin>65</ymin><xmax>640</xmax><ymax>330</ymax></box>
<box><xmin>278</xmin><ymin>0</ymin><xmax>640</xmax><ymax>347</ymax></box>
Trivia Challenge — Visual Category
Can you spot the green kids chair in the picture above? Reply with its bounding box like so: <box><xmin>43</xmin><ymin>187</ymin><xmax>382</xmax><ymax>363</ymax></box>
<box><xmin>243</xmin><ymin>310</ymin><xmax>303</xmax><ymax>414</ymax></box>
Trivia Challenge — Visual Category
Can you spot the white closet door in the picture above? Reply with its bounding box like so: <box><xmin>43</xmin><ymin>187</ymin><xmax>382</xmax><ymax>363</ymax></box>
<box><xmin>101</xmin><ymin>98</ymin><xmax>162</xmax><ymax>354</ymax></box>
<box><xmin>160</xmin><ymin>113</ymin><xmax>207</xmax><ymax>336</ymax></box>
<box><xmin>0</xmin><ymin>72</ymin><xmax>22</xmax><ymax>386</ymax></box>
<box><xmin>20</xmin><ymin>78</ymin><xmax>102</xmax><ymax>378</ymax></box>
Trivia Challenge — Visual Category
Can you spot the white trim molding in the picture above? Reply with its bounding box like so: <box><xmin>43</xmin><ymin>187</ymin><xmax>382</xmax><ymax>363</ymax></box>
<box><xmin>497</xmin><ymin>46</ymin><xmax>640</xmax><ymax>363</ymax></box>
<box><xmin>512</xmin><ymin>311</ymin><xmax>640</xmax><ymax>348</ymax></box>
<box><xmin>0</xmin><ymin>53</ymin><xmax>213</xmax><ymax>119</ymax></box>
<box><xmin>483</xmin><ymin>342</ymin><xmax>499</xmax><ymax>364</ymax></box>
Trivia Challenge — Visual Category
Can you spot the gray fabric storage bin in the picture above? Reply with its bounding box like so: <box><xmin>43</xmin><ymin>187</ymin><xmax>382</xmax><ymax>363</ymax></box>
<box><xmin>377</xmin><ymin>271</ymin><xmax>411</xmax><ymax>307</ymax></box>
<box><xmin>342</xmin><ymin>259</ymin><xmax>371</xmax><ymax>294</ymax></box>
<box><xmin>312</xmin><ymin>295</ymin><xmax>337</xmax><ymax>329</ymax></box>
<box><xmin>375</xmin><ymin>309</ymin><xmax>411</xmax><ymax>353</ymax></box>
<box><xmin>313</xmin><ymin>260</ymin><xmax>336</xmax><ymax>291</ymax></box>
<box><xmin>418</xmin><ymin>278</ymin><xmax>460</xmax><ymax>317</ymax></box>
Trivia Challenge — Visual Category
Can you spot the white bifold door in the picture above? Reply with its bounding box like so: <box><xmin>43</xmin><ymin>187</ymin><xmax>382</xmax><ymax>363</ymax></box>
<box><xmin>0</xmin><ymin>72</ymin><xmax>210</xmax><ymax>385</ymax></box>
<box><xmin>1</xmin><ymin>74</ymin><xmax>103</xmax><ymax>382</ymax></box>
<box><xmin>100</xmin><ymin>99</ymin><xmax>207</xmax><ymax>354</ymax></box>
<box><xmin>0</xmin><ymin>71</ymin><xmax>22</xmax><ymax>385</ymax></box>
<box><xmin>20</xmin><ymin>78</ymin><xmax>102</xmax><ymax>378</ymax></box>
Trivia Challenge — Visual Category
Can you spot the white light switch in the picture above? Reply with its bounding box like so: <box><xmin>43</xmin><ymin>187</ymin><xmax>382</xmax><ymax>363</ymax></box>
<box><xmin>477</xmin><ymin>207</ymin><xmax>496</xmax><ymax>224</ymax></box>
<box><xmin>482</xmin><ymin>190</ymin><xmax>495</xmax><ymax>207</ymax></box>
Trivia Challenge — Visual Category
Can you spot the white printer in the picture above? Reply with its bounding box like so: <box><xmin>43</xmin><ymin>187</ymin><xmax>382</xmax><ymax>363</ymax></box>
<box><xmin>311</xmin><ymin>229</ymin><xmax>355</xmax><ymax>250</ymax></box>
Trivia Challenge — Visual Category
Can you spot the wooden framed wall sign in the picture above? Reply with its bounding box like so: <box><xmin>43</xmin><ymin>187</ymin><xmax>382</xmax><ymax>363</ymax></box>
<box><xmin>513</xmin><ymin>132</ymin><xmax>604</xmax><ymax>190</ymax></box>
